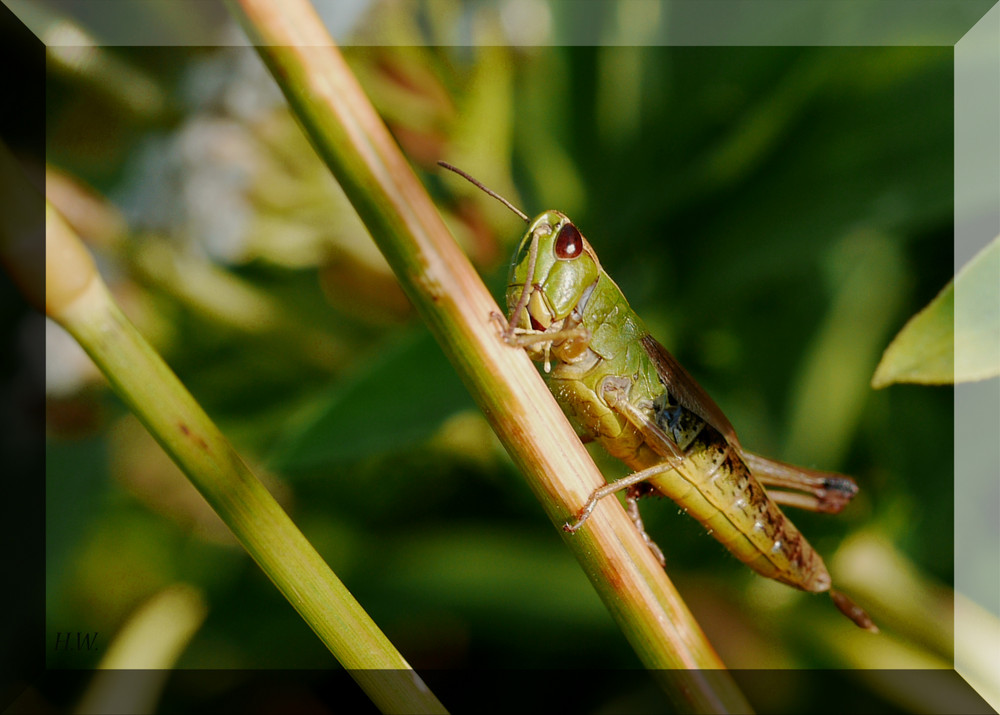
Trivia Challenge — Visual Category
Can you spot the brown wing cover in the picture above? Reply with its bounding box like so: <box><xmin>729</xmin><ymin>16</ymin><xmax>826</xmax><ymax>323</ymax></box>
<box><xmin>639</xmin><ymin>334</ymin><xmax>741</xmax><ymax>448</ymax></box>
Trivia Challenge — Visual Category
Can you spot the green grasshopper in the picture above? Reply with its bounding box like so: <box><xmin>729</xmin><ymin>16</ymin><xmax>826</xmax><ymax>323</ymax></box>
<box><xmin>440</xmin><ymin>162</ymin><xmax>876</xmax><ymax>631</ymax></box>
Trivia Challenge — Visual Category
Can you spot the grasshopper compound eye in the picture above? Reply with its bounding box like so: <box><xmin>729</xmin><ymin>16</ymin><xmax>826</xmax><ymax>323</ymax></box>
<box><xmin>555</xmin><ymin>222</ymin><xmax>583</xmax><ymax>259</ymax></box>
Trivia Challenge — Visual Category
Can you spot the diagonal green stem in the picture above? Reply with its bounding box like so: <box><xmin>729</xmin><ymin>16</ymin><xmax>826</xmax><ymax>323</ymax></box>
<box><xmin>41</xmin><ymin>200</ymin><xmax>446</xmax><ymax>715</ymax></box>
<box><xmin>228</xmin><ymin>0</ymin><xmax>752</xmax><ymax>712</ymax></box>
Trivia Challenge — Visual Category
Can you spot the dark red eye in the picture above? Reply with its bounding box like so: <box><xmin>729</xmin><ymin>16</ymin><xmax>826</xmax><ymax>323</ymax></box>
<box><xmin>554</xmin><ymin>222</ymin><xmax>583</xmax><ymax>259</ymax></box>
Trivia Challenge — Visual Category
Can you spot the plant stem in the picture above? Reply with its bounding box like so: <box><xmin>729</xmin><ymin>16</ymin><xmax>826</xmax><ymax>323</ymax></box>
<box><xmin>228</xmin><ymin>1</ymin><xmax>751</xmax><ymax>711</ymax></box>
<box><xmin>43</xmin><ymin>200</ymin><xmax>446</xmax><ymax>715</ymax></box>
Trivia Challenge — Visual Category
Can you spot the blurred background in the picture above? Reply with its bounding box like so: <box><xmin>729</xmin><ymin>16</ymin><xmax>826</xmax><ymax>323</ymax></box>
<box><xmin>14</xmin><ymin>0</ymin><xmax>993</xmax><ymax>712</ymax></box>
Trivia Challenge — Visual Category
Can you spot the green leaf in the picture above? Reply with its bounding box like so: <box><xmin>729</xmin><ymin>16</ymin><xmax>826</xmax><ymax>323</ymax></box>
<box><xmin>955</xmin><ymin>235</ymin><xmax>1000</xmax><ymax>382</ymax></box>
<box><xmin>270</xmin><ymin>328</ymin><xmax>474</xmax><ymax>471</ymax></box>
<box><xmin>872</xmin><ymin>234</ymin><xmax>1000</xmax><ymax>387</ymax></box>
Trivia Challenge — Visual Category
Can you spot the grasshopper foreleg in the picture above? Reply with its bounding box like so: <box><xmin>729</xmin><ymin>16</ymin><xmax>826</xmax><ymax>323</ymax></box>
<box><xmin>489</xmin><ymin>310</ymin><xmax>589</xmax><ymax>347</ymax></box>
<box><xmin>491</xmin><ymin>310</ymin><xmax>590</xmax><ymax>372</ymax></box>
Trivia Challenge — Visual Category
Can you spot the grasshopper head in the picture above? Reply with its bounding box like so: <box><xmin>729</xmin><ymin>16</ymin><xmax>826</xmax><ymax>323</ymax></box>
<box><xmin>506</xmin><ymin>211</ymin><xmax>601</xmax><ymax>330</ymax></box>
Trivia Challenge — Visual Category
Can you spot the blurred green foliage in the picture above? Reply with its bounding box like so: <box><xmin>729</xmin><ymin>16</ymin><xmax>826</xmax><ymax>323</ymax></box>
<box><xmin>40</xmin><ymin>3</ymin><xmax>974</xmax><ymax>712</ymax></box>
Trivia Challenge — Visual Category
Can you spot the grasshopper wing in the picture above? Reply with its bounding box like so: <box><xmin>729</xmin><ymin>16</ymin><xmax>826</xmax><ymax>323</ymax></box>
<box><xmin>639</xmin><ymin>334</ymin><xmax>742</xmax><ymax>448</ymax></box>
<box><xmin>639</xmin><ymin>334</ymin><xmax>859</xmax><ymax>513</ymax></box>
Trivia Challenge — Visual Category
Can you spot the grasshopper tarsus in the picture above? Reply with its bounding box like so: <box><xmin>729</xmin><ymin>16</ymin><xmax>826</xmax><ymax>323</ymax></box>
<box><xmin>488</xmin><ymin>310</ymin><xmax>507</xmax><ymax>332</ymax></box>
<box><xmin>563</xmin><ymin>505</ymin><xmax>593</xmax><ymax>533</ymax></box>
<box><xmin>824</xmin><ymin>475</ymin><xmax>860</xmax><ymax>498</ymax></box>
<box><xmin>489</xmin><ymin>310</ymin><xmax>518</xmax><ymax>345</ymax></box>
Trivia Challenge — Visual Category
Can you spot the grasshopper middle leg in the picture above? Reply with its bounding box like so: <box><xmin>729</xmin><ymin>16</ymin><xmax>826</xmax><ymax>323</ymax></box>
<box><xmin>563</xmin><ymin>458</ymin><xmax>685</xmax><ymax>534</ymax></box>
<box><xmin>563</xmin><ymin>376</ymin><xmax>691</xmax><ymax>567</ymax></box>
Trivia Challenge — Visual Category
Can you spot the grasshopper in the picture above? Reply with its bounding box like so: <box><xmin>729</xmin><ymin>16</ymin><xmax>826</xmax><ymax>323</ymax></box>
<box><xmin>441</xmin><ymin>162</ymin><xmax>875</xmax><ymax>631</ymax></box>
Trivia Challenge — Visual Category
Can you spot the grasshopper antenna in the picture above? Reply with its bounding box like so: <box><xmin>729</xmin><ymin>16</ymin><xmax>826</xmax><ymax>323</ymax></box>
<box><xmin>438</xmin><ymin>161</ymin><xmax>529</xmax><ymax>224</ymax></box>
